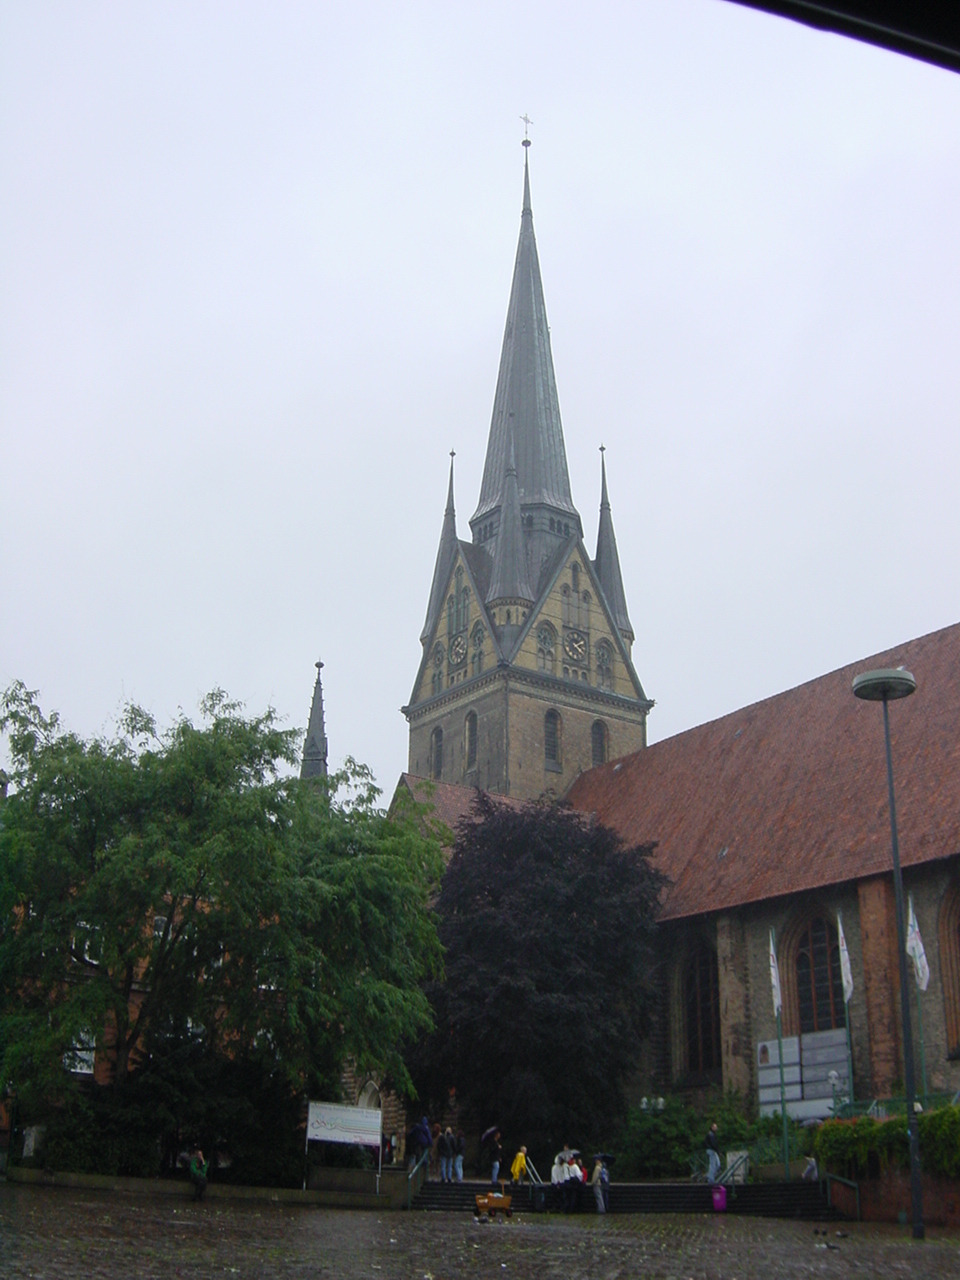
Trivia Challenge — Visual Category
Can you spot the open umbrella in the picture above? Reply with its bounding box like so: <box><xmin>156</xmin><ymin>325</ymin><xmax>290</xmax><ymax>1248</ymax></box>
<box><xmin>554</xmin><ymin>1149</ymin><xmax>580</xmax><ymax>1162</ymax></box>
<box><xmin>480</xmin><ymin>1125</ymin><xmax>500</xmax><ymax>1146</ymax></box>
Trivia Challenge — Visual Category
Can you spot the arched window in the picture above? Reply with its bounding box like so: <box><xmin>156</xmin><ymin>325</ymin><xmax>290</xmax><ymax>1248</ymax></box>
<box><xmin>454</xmin><ymin>568</ymin><xmax>465</xmax><ymax>631</ymax></box>
<box><xmin>939</xmin><ymin>881</ymin><xmax>960</xmax><ymax>1057</ymax></box>
<box><xmin>591</xmin><ymin>720</ymin><xmax>608</xmax><ymax>767</ymax></box>
<box><xmin>471</xmin><ymin>623</ymin><xmax>485</xmax><ymax>676</ymax></box>
<box><xmin>447</xmin><ymin>594</ymin><xmax>455</xmax><ymax>635</ymax></box>
<box><xmin>462</xmin><ymin>586</ymin><xmax>470</xmax><ymax>632</ymax></box>
<box><xmin>571</xmin><ymin>562</ymin><xmax>580</xmax><ymax>593</ymax></box>
<box><xmin>544</xmin><ymin>710</ymin><xmax>561</xmax><ymax>770</ymax></box>
<box><xmin>537</xmin><ymin>625</ymin><xmax>556</xmax><ymax>675</ymax></box>
<box><xmin>430</xmin><ymin>727</ymin><xmax>443</xmax><ymax>780</ymax></box>
<box><xmin>796</xmin><ymin>917</ymin><xmax>845</xmax><ymax>1033</ymax></box>
<box><xmin>561</xmin><ymin>584</ymin><xmax>571</xmax><ymax>626</ymax></box>
<box><xmin>431</xmin><ymin>643</ymin><xmax>444</xmax><ymax>696</ymax></box>
<box><xmin>357</xmin><ymin>1080</ymin><xmax>381</xmax><ymax>1109</ymax></box>
<box><xmin>596</xmin><ymin>641</ymin><xmax>613</xmax><ymax>691</ymax></box>
<box><xmin>684</xmin><ymin>940</ymin><xmax>721</xmax><ymax>1077</ymax></box>
<box><xmin>464</xmin><ymin>711</ymin><xmax>478</xmax><ymax>771</ymax></box>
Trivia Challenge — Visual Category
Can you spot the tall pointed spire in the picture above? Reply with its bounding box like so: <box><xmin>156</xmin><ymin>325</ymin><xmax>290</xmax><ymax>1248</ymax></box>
<box><xmin>470</xmin><ymin>146</ymin><xmax>579</xmax><ymax>558</ymax></box>
<box><xmin>420</xmin><ymin>452</ymin><xmax>459</xmax><ymax>644</ymax></box>
<box><xmin>486</xmin><ymin>436</ymin><xmax>534</xmax><ymax>609</ymax></box>
<box><xmin>301</xmin><ymin>660</ymin><xmax>328</xmax><ymax>779</ymax></box>
<box><xmin>594</xmin><ymin>447</ymin><xmax>634</xmax><ymax>643</ymax></box>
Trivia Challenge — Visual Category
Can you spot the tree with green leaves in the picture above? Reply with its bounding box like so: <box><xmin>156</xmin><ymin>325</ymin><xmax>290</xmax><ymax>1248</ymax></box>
<box><xmin>0</xmin><ymin>683</ymin><xmax>443</xmax><ymax>1176</ymax></box>
<box><xmin>409</xmin><ymin>793</ymin><xmax>666</xmax><ymax>1165</ymax></box>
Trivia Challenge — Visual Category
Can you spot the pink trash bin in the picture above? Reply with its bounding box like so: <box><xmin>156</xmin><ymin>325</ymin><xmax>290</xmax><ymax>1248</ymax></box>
<box><xmin>711</xmin><ymin>1185</ymin><xmax>727</xmax><ymax>1212</ymax></box>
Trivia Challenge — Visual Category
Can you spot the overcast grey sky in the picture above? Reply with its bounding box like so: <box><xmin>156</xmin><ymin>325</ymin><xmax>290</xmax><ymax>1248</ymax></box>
<box><xmin>2</xmin><ymin>1</ymin><xmax>959</xmax><ymax>795</ymax></box>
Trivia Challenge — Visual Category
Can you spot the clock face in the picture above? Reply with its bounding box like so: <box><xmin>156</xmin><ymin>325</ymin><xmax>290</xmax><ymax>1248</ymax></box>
<box><xmin>563</xmin><ymin>629</ymin><xmax>587</xmax><ymax>662</ymax></box>
<box><xmin>450</xmin><ymin>634</ymin><xmax>467</xmax><ymax>665</ymax></box>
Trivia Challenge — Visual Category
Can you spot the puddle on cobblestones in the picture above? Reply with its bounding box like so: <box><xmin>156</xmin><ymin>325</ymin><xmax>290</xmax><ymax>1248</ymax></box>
<box><xmin>1</xmin><ymin>1184</ymin><xmax>959</xmax><ymax>1279</ymax></box>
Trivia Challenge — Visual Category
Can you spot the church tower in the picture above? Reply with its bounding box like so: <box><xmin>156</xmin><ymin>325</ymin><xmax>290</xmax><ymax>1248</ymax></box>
<box><xmin>403</xmin><ymin>146</ymin><xmax>652</xmax><ymax>800</ymax></box>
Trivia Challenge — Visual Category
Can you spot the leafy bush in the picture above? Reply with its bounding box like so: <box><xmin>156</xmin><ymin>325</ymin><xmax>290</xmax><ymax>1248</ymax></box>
<box><xmin>613</xmin><ymin>1094</ymin><xmax>809</xmax><ymax>1180</ymax></box>
<box><xmin>814</xmin><ymin>1106</ymin><xmax>960</xmax><ymax>1180</ymax></box>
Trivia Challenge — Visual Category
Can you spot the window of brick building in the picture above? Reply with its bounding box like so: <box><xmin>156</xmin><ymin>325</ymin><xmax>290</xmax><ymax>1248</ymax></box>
<box><xmin>796</xmin><ymin>917</ymin><xmax>845</xmax><ymax>1033</ymax></box>
<box><xmin>684</xmin><ymin>940</ymin><xmax>721</xmax><ymax>1077</ymax></box>
<box><xmin>430</xmin><ymin>727</ymin><xmax>443</xmax><ymax>780</ymax></box>
<box><xmin>464</xmin><ymin>712</ymin><xmax>477</xmax><ymax>771</ymax></box>
<box><xmin>591</xmin><ymin>719</ymin><xmax>608</xmax><ymax>767</ymax></box>
<box><xmin>544</xmin><ymin>710</ymin><xmax>561</xmax><ymax>770</ymax></box>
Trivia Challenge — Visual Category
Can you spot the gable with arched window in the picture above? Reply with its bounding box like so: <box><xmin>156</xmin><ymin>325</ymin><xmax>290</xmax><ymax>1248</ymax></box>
<box><xmin>544</xmin><ymin>709</ymin><xmax>561</xmax><ymax>771</ymax></box>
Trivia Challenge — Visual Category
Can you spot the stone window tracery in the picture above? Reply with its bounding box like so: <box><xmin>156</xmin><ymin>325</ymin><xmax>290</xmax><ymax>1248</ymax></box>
<box><xmin>471</xmin><ymin>623</ymin><xmax>485</xmax><ymax>676</ymax></box>
<box><xmin>591</xmin><ymin>720</ymin><xmax>608</xmax><ymax>767</ymax></box>
<box><xmin>796</xmin><ymin>917</ymin><xmax>845</xmax><ymax>1034</ymax></box>
<box><xmin>596</xmin><ymin>641</ymin><xmax>613</xmax><ymax>691</ymax></box>
<box><xmin>430</xmin><ymin>727</ymin><xmax>443</xmax><ymax>780</ymax></box>
<box><xmin>537</xmin><ymin>624</ymin><xmax>556</xmax><ymax>675</ymax></box>
<box><xmin>464</xmin><ymin>711</ymin><xmax>478</xmax><ymax>771</ymax></box>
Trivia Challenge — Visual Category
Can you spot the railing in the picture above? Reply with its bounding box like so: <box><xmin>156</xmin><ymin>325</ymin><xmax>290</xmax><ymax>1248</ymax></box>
<box><xmin>823</xmin><ymin>1173</ymin><xmax>860</xmax><ymax>1221</ymax></box>
<box><xmin>834</xmin><ymin>1092</ymin><xmax>956</xmax><ymax>1120</ymax></box>
<box><xmin>405</xmin><ymin>1149</ymin><xmax>430</xmax><ymax>1209</ymax></box>
<box><xmin>689</xmin><ymin>1152</ymin><xmax>709</xmax><ymax>1183</ymax></box>
<box><xmin>719</xmin><ymin>1151</ymin><xmax>749</xmax><ymax>1189</ymax></box>
<box><xmin>525</xmin><ymin>1158</ymin><xmax>544</xmax><ymax>1186</ymax></box>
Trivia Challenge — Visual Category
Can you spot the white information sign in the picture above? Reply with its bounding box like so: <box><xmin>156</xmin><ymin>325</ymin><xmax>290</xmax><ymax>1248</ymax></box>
<box><xmin>306</xmin><ymin>1102</ymin><xmax>382</xmax><ymax>1147</ymax></box>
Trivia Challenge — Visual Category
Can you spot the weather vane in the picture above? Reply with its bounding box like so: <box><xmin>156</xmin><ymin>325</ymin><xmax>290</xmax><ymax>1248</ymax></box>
<box><xmin>520</xmin><ymin>114</ymin><xmax>533</xmax><ymax>147</ymax></box>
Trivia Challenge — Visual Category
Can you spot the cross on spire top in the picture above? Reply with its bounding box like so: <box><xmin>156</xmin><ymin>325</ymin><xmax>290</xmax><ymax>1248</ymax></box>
<box><xmin>520</xmin><ymin>114</ymin><xmax>533</xmax><ymax>147</ymax></box>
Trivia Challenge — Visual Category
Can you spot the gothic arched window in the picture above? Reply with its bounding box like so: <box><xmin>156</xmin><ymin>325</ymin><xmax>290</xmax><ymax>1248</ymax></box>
<box><xmin>939</xmin><ymin>881</ymin><xmax>960</xmax><ymax>1056</ymax></box>
<box><xmin>796</xmin><ymin>917</ymin><xmax>845</xmax><ymax>1034</ymax></box>
<box><xmin>430</xmin><ymin>727</ymin><xmax>443</xmax><ymax>780</ymax></box>
<box><xmin>537</xmin><ymin>625</ymin><xmax>556</xmax><ymax>675</ymax></box>
<box><xmin>464</xmin><ymin>711</ymin><xmax>478</xmax><ymax>771</ymax></box>
<box><xmin>591</xmin><ymin>720</ymin><xmax>608</xmax><ymax>767</ymax></box>
<box><xmin>561</xmin><ymin>584</ymin><xmax>571</xmax><ymax>626</ymax></box>
<box><xmin>471</xmin><ymin>623</ymin><xmax>485</xmax><ymax>676</ymax></box>
<box><xmin>544</xmin><ymin>710</ymin><xmax>561</xmax><ymax>770</ymax></box>
<box><xmin>596</xmin><ymin>641</ymin><xmax>613</xmax><ymax>691</ymax></box>
<box><xmin>447</xmin><ymin>595</ymin><xmax>455</xmax><ymax>636</ymax></box>
<box><xmin>431</xmin><ymin>643</ymin><xmax>444</xmax><ymax>696</ymax></box>
<box><xmin>684</xmin><ymin>940</ymin><xmax>721</xmax><ymax>1077</ymax></box>
<box><xmin>571</xmin><ymin>562</ymin><xmax>580</xmax><ymax>593</ymax></box>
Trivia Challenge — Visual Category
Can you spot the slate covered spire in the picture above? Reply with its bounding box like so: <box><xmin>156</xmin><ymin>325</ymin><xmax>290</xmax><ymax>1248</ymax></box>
<box><xmin>486</xmin><ymin>436</ymin><xmax>534</xmax><ymax>607</ymax></box>
<box><xmin>594</xmin><ymin>447</ymin><xmax>634</xmax><ymax>643</ymax></box>
<box><xmin>420</xmin><ymin>452</ymin><xmax>459</xmax><ymax>645</ymax></box>
<box><xmin>471</xmin><ymin>148</ymin><xmax>578</xmax><ymax>536</ymax></box>
<box><xmin>300</xmin><ymin>660</ymin><xmax>328</xmax><ymax>780</ymax></box>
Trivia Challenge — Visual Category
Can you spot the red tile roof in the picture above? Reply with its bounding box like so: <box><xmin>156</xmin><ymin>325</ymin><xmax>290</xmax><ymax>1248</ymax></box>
<box><xmin>565</xmin><ymin>623</ymin><xmax>960</xmax><ymax>921</ymax></box>
<box><xmin>394</xmin><ymin>773</ymin><xmax>525</xmax><ymax>841</ymax></box>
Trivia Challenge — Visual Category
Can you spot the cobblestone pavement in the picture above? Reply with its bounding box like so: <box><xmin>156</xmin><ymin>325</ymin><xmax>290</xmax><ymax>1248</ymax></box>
<box><xmin>2</xmin><ymin>1185</ymin><xmax>959</xmax><ymax>1279</ymax></box>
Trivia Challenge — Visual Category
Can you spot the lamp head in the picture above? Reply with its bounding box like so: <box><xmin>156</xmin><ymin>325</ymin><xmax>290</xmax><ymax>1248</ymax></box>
<box><xmin>852</xmin><ymin>668</ymin><xmax>917</xmax><ymax>702</ymax></box>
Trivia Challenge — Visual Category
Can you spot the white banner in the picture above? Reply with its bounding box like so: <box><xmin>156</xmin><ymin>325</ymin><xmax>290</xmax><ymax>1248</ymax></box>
<box><xmin>906</xmin><ymin>894</ymin><xmax>930</xmax><ymax>992</ymax></box>
<box><xmin>307</xmin><ymin>1102</ymin><xmax>382</xmax><ymax>1147</ymax></box>
<box><xmin>769</xmin><ymin>928</ymin><xmax>782</xmax><ymax>1017</ymax></box>
<box><xmin>837</xmin><ymin>911</ymin><xmax>854</xmax><ymax>1004</ymax></box>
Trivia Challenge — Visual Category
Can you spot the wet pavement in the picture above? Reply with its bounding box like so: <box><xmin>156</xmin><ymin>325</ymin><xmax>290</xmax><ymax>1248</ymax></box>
<box><xmin>1</xmin><ymin>1184</ymin><xmax>959</xmax><ymax>1279</ymax></box>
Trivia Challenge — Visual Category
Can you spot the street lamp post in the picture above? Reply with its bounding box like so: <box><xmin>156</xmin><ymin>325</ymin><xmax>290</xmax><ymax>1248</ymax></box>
<box><xmin>852</xmin><ymin>667</ymin><xmax>923</xmax><ymax>1240</ymax></box>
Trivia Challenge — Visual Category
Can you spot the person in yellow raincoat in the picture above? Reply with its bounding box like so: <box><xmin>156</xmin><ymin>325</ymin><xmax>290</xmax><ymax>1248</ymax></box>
<box><xmin>510</xmin><ymin>1146</ymin><xmax>528</xmax><ymax>1185</ymax></box>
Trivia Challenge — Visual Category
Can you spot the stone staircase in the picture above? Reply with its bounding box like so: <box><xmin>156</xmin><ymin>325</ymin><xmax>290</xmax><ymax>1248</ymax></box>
<box><xmin>412</xmin><ymin>1178</ymin><xmax>845</xmax><ymax>1220</ymax></box>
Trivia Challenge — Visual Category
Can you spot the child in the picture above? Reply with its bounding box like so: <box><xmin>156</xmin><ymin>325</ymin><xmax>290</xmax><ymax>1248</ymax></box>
<box><xmin>510</xmin><ymin>1145</ymin><xmax>528</xmax><ymax>1185</ymax></box>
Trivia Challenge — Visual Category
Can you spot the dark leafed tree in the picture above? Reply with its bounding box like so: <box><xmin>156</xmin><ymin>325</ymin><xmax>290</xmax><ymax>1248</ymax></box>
<box><xmin>410</xmin><ymin>793</ymin><xmax>666</xmax><ymax>1163</ymax></box>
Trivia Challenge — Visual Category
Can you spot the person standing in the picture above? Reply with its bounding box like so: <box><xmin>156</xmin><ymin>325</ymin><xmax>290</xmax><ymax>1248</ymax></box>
<box><xmin>490</xmin><ymin>1130</ymin><xmax>503</xmax><ymax>1186</ymax></box>
<box><xmin>454</xmin><ymin>1129</ymin><xmax>465</xmax><ymax>1183</ymax></box>
<box><xmin>591</xmin><ymin>1158</ymin><xmax>605</xmax><ymax>1214</ymax></box>
<box><xmin>188</xmin><ymin>1148</ymin><xmax>208</xmax><ymax>1201</ymax></box>
<box><xmin>706</xmin><ymin>1122</ymin><xmax>722</xmax><ymax>1184</ymax></box>
<box><xmin>439</xmin><ymin>1127</ymin><xmax>455</xmax><ymax>1183</ymax></box>
<box><xmin>510</xmin><ymin>1146</ymin><xmax>527</xmax><ymax>1185</ymax></box>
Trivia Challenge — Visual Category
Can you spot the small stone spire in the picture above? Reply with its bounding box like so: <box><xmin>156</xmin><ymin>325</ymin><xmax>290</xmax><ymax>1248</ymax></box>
<box><xmin>301</xmin><ymin>660</ymin><xmax>328</xmax><ymax>780</ymax></box>
<box><xmin>420</xmin><ymin>452</ymin><xmax>459</xmax><ymax>645</ymax></box>
<box><xmin>594</xmin><ymin>446</ymin><xmax>634</xmax><ymax>644</ymax></box>
<box><xmin>486</xmin><ymin>436</ymin><xmax>534</xmax><ymax>609</ymax></box>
